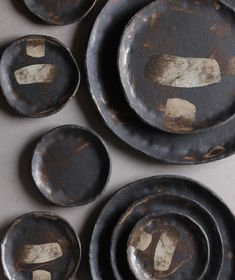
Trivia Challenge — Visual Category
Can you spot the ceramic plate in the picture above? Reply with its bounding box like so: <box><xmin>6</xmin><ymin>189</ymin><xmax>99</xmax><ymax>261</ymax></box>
<box><xmin>1</xmin><ymin>35</ymin><xmax>80</xmax><ymax>117</ymax></box>
<box><xmin>86</xmin><ymin>0</ymin><xmax>235</xmax><ymax>164</ymax></box>
<box><xmin>32</xmin><ymin>125</ymin><xmax>111</xmax><ymax>206</ymax></box>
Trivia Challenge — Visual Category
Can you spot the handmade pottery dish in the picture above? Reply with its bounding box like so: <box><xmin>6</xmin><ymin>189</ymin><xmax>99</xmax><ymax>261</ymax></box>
<box><xmin>1</xmin><ymin>212</ymin><xmax>81</xmax><ymax>280</ymax></box>
<box><xmin>32</xmin><ymin>125</ymin><xmax>111</xmax><ymax>207</ymax></box>
<box><xmin>110</xmin><ymin>193</ymin><xmax>222</xmax><ymax>280</ymax></box>
<box><xmin>127</xmin><ymin>213</ymin><xmax>209</xmax><ymax>280</ymax></box>
<box><xmin>23</xmin><ymin>0</ymin><xmax>96</xmax><ymax>25</ymax></box>
<box><xmin>118</xmin><ymin>0</ymin><xmax>235</xmax><ymax>134</ymax></box>
<box><xmin>0</xmin><ymin>35</ymin><xmax>80</xmax><ymax>117</ymax></box>
<box><xmin>86</xmin><ymin>0</ymin><xmax>235</xmax><ymax>164</ymax></box>
<box><xmin>89</xmin><ymin>175</ymin><xmax>234</xmax><ymax>280</ymax></box>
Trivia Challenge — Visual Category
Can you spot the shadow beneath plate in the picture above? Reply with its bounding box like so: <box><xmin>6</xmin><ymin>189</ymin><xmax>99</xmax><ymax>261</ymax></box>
<box><xmin>10</xmin><ymin>0</ymin><xmax>46</xmax><ymax>25</ymax></box>
<box><xmin>18</xmin><ymin>131</ymin><xmax>54</xmax><ymax>207</ymax></box>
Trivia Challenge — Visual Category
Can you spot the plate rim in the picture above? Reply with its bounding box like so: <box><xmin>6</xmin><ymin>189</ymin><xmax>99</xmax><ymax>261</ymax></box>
<box><xmin>89</xmin><ymin>175</ymin><xmax>235</xmax><ymax>280</ymax></box>
<box><xmin>85</xmin><ymin>0</ymin><xmax>235</xmax><ymax>164</ymax></box>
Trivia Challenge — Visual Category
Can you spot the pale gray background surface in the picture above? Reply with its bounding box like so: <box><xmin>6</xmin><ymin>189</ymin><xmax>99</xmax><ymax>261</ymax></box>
<box><xmin>0</xmin><ymin>1</ymin><xmax>234</xmax><ymax>279</ymax></box>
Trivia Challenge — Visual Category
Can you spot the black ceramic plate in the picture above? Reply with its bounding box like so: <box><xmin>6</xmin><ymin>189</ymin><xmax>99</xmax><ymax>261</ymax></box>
<box><xmin>0</xmin><ymin>35</ymin><xmax>80</xmax><ymax>117</ymax></box>
<box><xmin>86</xmin><ymin>0</ymin><xmax>235</xmax><ymax>164</ymax></box>
<box><xmin>1</xmin><ymin>212</ymin><xmax>81</xmax><ymax>280</ymax></box>
<box><xmin>89</xmin><ymin>175</ymin><xmax>235</xmax><ymax>280</ymax></box>
<box><xmin>32</xmin><ymin>125</ymin><xmax>111</xmax><ymax>207</ymax></box>
<box><xmin>24</xmin><ymin>0</ymin><xmax>96</xmax><ymax>25</ymax></box>
<box><xmin>111</xmin><ymin>194</ymin><xmax>222</xmax><ymax>280</ymax></box>
<box><xmin>220</xmin><ymin>0</ymin><xmax>235</xmax><ymax>11</ymax></box>
<box><xmin>118</xmin><ymin>0</ymin><xmax>235</xmax><ymax>133</ymax></box>
<box><xmin>127</xmin><ymin>213</ymin><xmax>210</xmax><ymax>280</ymax></box>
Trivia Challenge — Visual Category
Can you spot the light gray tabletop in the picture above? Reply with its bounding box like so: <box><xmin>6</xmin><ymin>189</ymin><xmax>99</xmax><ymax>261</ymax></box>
<box><xmin>0</xmin><ymin>1</ymin><xmax>234</xmax><ymax>279</ymax></box>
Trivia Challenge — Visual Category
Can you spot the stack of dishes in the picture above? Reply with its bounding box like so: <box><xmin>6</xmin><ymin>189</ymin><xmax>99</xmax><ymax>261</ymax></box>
<box><xmin>86</xmin><ymin>0</ymin><xmax>235</xmax><ymax>164</ymax></box>
<box><xmin>89</xmin><ymin>175</ymin><xmax>235</xmax><ymax>279</ymax></box>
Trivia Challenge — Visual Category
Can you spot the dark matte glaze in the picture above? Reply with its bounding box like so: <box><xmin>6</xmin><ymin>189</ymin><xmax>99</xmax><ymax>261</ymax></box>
<box><xmin>24</xmin><ymin>0</ymin><xmax>96</xmax><ymax>25</ymax></box>
<box><xmin>1</xmin><ymin>212</ymin><xmax>81</xmax><ymax>280</ymax></box>
<box><xmin>0</xmin><ymin>35</ymin><xmax>80</xmax><ymax>117</ymax></box>
<box><xmin>111</xmin><ymin>194</ymin><xmax>221</xmax><ymax>280</ymax></box>
<box><xmin>32</xmin><ymin>125</ymin><xmax>110</xmax><ymax>207</ymax></box>
<box><xmin>220</xmin><ymin>0</ymin><xmax>235</xmax><ymax>11</ymax></box>
<box><xmin>86</xmin><ymin>0</ymin><xmax>235</xmax><ymax>164</ymax></box>
<box><xmin>119</xmin><ymin>0</ymin><xmax>235</xmax><ymax>133</ymax></box>
<box><xmin>127</xmin><ymin>213</ymin><xmax>209</xmax><ymax>280</ymax></box>
<box><xmin>89</xmin><ymin>175</ymin><xmax>235</xmax><ymax>280</ymax></box>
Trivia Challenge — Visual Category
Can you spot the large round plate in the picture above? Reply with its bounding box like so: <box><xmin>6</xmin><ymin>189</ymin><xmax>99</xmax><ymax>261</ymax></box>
<box><xmin>86</xmin><ymin>0</ymin><xmax>235</xmax><ymax>164</ymax></box>
<box><xmin>111</xmin><ymin>194</ymin><xmax>222</xmax><ymax>280</ymax></box>
<box><xmin>1</xmin><ymin>212</ymin><xmax>81</xmax><ymax>280</ymax></box>
<box><xmin>24</xmin><ymin>0</ymin><xmax>96</xmax><ymax>25</ymax></box>
<box><xmin>118</xmin><ymin>0</ymin><xmax>235</xmax><ymax>133</ymax></box>
<box><xmin>1</xmin><ymin>35</ymin><xmax>80</xmax><ymax>117</ymax></box>
<box><xmin>89</xmin><ymin>176</ymin><xmax>235</xmax><ymax>280</ymax></box>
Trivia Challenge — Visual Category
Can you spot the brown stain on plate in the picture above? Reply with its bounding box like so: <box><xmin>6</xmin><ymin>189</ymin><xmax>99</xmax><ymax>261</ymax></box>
<box><xmin>203</xmin><ymin>145</ymin><xmax>225</xmax><ymax>159</ymax></box>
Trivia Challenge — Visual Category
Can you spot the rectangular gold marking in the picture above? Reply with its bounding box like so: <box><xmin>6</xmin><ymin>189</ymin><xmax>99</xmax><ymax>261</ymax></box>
<box><xmin>146</xmin><ymin>55</ymin><xmax>221</xmax><ymax>88</ymax></box>
<box><xmin>33</xmin><ymin>270</ymin><xmax>51</xmax><ymax>280</ymax></box>
<box><xmin>15</xmin><ymin>64</ymin><xmax>57</xmax><ymax>85</ymax></box>
<box><xmin>154</xmin><ymin>231</ymin><xmax>180</xmax><ymax>272</ymax></box>
<box><xmin>20</xmin><ymin>242</ymin><xmax>63</xmax><ymax>264</ymax></box>
<box><xmin>26</xmin><ymin>39</ymin><xmax>45</xmax><ymax>58</ymax></box>
<box><xmin>164</xmin><ymin>98</ymin><xmax>196</xmax><ymax>132</ymax></box>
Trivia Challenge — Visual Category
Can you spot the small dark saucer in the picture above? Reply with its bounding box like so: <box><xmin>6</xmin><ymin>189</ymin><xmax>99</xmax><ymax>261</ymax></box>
<box><xmin>32</xmin><ymin>125</ymin><xmax>111</xmax><ymax>207</ymax></box>
<box><xmin>1</xmin><ymin>212</ymin><xmax>81</xmax><ymax>280</ymax></box>
<box><xmin>127</xmin><ymin>213</ymin><xmax>209</xmax><ymax>280</ymax></box>
<box><xmin>0</xmin><ymin>35</ymin><xmax>80</xmax><ymax>117</ymax></box>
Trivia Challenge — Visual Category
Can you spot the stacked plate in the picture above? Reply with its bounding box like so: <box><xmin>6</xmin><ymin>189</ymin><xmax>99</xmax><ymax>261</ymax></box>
<box><xmin>89</xmin><ymin>175</ymin><xmax>235</xmax><ymax>279</ymax></box>
<box><xmin>86</xmin><ymin>0</ymin><xmax>235</xmax><ymax>164</ymax></box>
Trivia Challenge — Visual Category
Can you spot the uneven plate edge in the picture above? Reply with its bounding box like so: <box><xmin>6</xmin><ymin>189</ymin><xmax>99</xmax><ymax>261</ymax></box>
<box><xmin>89</xmin><ymin>175</ymin><xmax>234</xmax><ymax>280</ymax></box>
<box><xmin>1</xmin><ymin>211</ymin><xmax>82</xmax><ymax>280</ymax></box>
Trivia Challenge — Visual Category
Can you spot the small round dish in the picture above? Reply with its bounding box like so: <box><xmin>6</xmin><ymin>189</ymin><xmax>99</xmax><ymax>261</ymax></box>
<box><xmin>127</xmin><ymin>213</ymin><xmax>209</xmax><ymax>280</ymax></box>
<box><xmin>1</xmin><ymin>211</ymin><xmax>81</xmax><ymax>280</ymax></box>
<box><xmin>23</xmin><ymin>0</ymin><xmax>96</xmax><ymax>25</ymax></box>
<box><xmin>0</xmin><ymin>35</ymin><xmax>80</xmax><ymax>117</ymax></box>
<box><xmin>118</xmin><ymin>0</ymin><xmax>235</xmax><ymax>133</ymax></box>
<box><xmin>32</xmin><ymin>125</ymin><xmax>111</xmax><ymax>207</ymax></box>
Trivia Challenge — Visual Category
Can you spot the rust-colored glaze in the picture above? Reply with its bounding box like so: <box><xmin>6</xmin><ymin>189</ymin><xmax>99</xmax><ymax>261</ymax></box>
<box><xmin>0</xmin><ymin>35</ymin><xmax>80</xmax><ymax>117</ymax></box>
<box><xmin>32</xmin><ymin>125</ymin><xmax>111</xmax><ymax>207</ymax></box>
<box><xmin>24</xmin><ymin>0</ymin><xmax>96</xmax><ymax>25</ymax></box>
<box><xmin>86</xmin><ymin>0</ymin><xmax>235</xmax><ymax>164</ymax></box>
<box><xmin>127</xmin><ymin>213</ymin><xmax>209</xmax><ymax>280</ymax></box>
<box><xmin>118</xmin><ymin>0</ymin><xmax>235</xmax><ymax>133</ymax></box>
<box><xmin>111</xmin><ymin>193</ymin><xmax>222</xmax><ymax>280</ymax></box>
<box><xmin>89</xmin><ymin>176</ymin><xmax>233</xmax><ymax>280</ymax></box>
<box><xmin>1</xmin><ymin>212</ymin><xmax>81</xmax><ymax>280</ymax></box>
